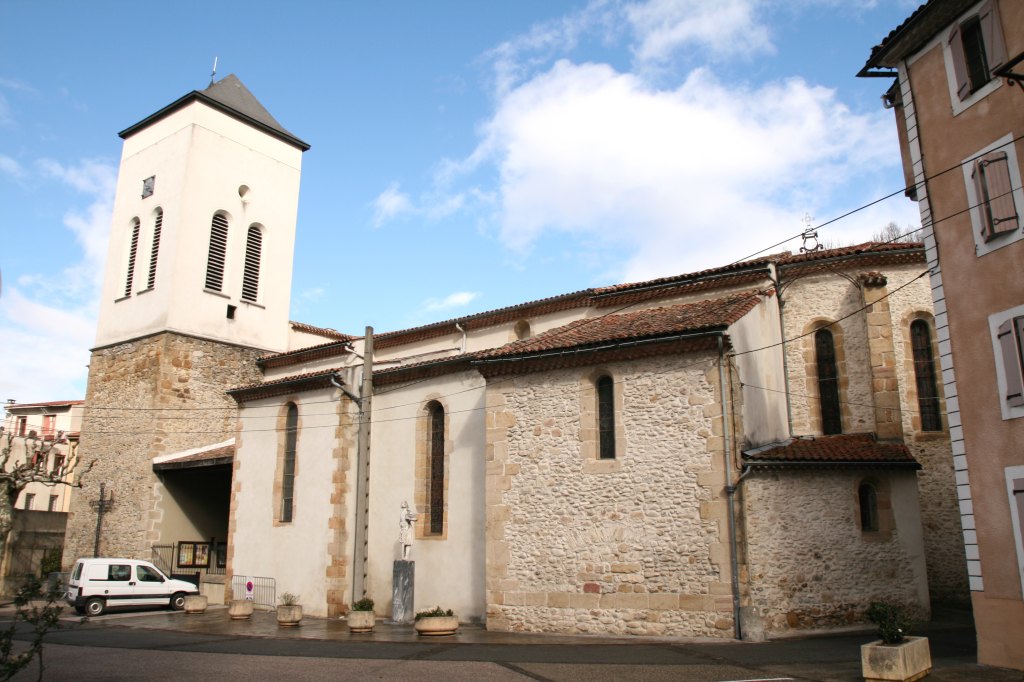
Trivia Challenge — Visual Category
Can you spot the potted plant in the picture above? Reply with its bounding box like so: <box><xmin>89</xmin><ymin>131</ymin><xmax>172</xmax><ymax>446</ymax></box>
<box><xmin>276</xmin><ymin>592</ymin><xmax>303</xmax><ymax>627</ymax></box>
<box><xmin>348</xmin><ymin>597</ymin><xmax>375</xmax><ymax>633</ymax></box>
<box><xmin>228</xmin><ymin>599</ymin><xmax>254</xmax><ymax>620</ymax></box>
<box><xmin>414</xmin><ymin>606</ymin><xmax>458</xmax><ymax>636</ymax></box>
<box><xmin>183</xmin><ymin>594</ymin><xmax>208</xmax><ymax>614</ymax></box>
<box><xmin>861</xmin><ymin>601</ymin><xmax>931</xmax><ymax>682</ymax></box>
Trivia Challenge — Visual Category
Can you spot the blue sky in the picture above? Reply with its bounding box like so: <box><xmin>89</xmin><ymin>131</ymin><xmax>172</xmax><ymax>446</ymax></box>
<box><xmin>0</xmin><ymin>0</ymin><xmax>924</xmax><ymax>405</ymax></box>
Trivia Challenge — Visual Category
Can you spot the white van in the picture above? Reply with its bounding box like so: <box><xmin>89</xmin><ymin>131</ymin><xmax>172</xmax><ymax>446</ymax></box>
<box><xmin>65</xmin><ymin>558</ymin><xmax>199</xmax><ymax>616</ymax></box>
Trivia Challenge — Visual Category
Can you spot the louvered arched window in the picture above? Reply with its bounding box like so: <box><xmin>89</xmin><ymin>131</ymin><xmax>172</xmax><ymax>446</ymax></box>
<box><xmin>146</xmin><ymin>209</ymin><xmax>162</xmax><ymax>290</ymax></box>
<box><xmin>241</xmin><ymin>225</ymin><xmax>262</xmax><ymax>302</ymax></box>
<box><xmin>815</xmin><ymin>329</ymin><xmax>842</xmax><ymax>435</ymax></box>
<box><xmin>911</xmin><ymin>320</ymin><xmax>942</xmax><ymax>431</ymax></box>
<box><xmin>124</xmin><ymin>218</ymin><xmax>141</xmax><ymax>297</ymax></box>
<box><xmin>204</xmin><ymin>214</ymin><xmax>229</xmax><ymax>292</ymax></box>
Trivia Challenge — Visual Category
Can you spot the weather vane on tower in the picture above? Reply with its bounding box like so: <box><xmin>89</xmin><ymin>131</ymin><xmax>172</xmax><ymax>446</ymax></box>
<box><xmin>209</xmin><ymin>57</ymin><xmax>218</xmax><ymax>87</ymax></box>
<box><xmin>799</xmin><ymin>213</ymin><xmax>822</xmax><ymax>253</ymax></box>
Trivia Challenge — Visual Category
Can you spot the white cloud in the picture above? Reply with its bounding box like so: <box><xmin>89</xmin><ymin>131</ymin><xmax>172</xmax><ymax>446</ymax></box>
<box><xmin>0</xmin><ymin>158</ymin><xmax>115</xmax><ymax>403</ymax></box>
<box><xmin>0</xmin><ymin>154</ymin><xmax>23</xmax><ymax>179</ymax></box>
<box><xmin>422</xmin><ymin>291</ymin><xmax>481</xmax><ymax>313</ymax></box>
<box><xmin>301</xmin><ymin>287</ymin><xmax>325</xmax><ymax>302</ymax></box>
<box><xmin>372</xmin><ymin>182</ymin><xmax>414</xmax><ymax>226</ymax></box>
<box><xmin>625</xmin><ymin>0</ymin><xmax>773</xmax><ymax>64</ymax></box>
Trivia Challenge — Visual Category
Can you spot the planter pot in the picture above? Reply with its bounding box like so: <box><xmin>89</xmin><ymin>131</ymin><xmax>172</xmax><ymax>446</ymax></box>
<box><xmin>861</xmin><ymin>636</ymin><xmax>931</xmax><ymax>682</ymax></box>
<box><xmin>228</xmin><ymin>599</ymin><xmax>254</xmax><ymax>620</ymax></box>
<box><xmin>348</xmin><ymin>610</ymin><xmax>376</xmax><ymax>633</ymax></box>
<box><xmin>183</xmin><ymin>594</ymin><xmax>208</xmax><ymax>614</ymax></box>
<box><xmin>277</xmin><ymin>604</ymin><xmax>303</xmax><ymax>627</ymax></box>
<box><xmin>414</xmin><ymin>615</ymin><xmax>459</xmax><ymax>636</ymax></box>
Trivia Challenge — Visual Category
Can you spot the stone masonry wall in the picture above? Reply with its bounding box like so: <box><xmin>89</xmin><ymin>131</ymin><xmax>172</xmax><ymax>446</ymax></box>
<box><xmin>64</xmin><ymin>332</ymin><xmax>263</xmax><ymax>566</ymax></box>
<box><xmin>486</xmin><ymin>351</ymin><xmax>738</xmax><ymax>638</ymax></box>
<box><xmin>782</xmin><ymin>265</ymin><xmax>968</xmax><ymax>604</ymax></box>
<box><xmin>743</xmin><ymin>469</ymin><xmax>925</xmax><ymax>635</ymax></box>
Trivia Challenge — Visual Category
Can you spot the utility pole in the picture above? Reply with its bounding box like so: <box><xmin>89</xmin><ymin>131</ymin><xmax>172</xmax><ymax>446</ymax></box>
<box><xmin>90</xmin><ymin>483</ymin><xmax>114</xmax><ymax>557</ymax></box>
<box><xmin>352</xmin><ymin>327</ymin><xmax>374</xmax><ymax>600</ymax></box>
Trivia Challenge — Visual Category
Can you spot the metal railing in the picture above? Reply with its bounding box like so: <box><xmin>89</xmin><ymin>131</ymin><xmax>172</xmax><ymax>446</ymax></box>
<box><xmin>229</xmin><ymin>575</ymin><xmax>276</xmax><ymax>608</ymax></box>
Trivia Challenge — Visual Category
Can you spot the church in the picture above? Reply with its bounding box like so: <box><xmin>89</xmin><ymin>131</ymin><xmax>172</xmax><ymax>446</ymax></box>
<box><xmin>63</xmin><ymin>75</ymin><xmax>967</xmax><ymax>640</ymax></box>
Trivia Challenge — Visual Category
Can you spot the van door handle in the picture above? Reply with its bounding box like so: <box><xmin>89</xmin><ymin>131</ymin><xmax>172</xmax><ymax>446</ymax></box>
<box><xmin>129</xmin><ymin>581</ymin><xmax>136</xmax><ymax>585</ymax></box>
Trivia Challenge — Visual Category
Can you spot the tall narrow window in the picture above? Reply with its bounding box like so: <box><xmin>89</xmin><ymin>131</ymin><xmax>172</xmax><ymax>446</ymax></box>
<box><xmin>280</xmin><ymin>403</ymin><xmax>298</xmax><ymax>523</ymax></box>
<box><xmin>911</xmin><ymin>320</ymin><xmax>942</xmax><ymax>431</ymax></box>
<box><xmin>241</xmin><ymin>225</ymin><xmax>262</xmax><ymax>302</ymax></box>
<box><xmin>124</xmin><ymin>218</ymin><xmax>140</xmax><ymax>297</ymax></box>
<box><xmin>147</xmin><ymin>209</ymin><xmax>162</xmax><ymax>290</ymax></box>
<box><xmin>858</xmin><ymin>483</ymin><xmax>879</xmax><ymax>532</ymax></box>
<box><xmin>815</xmin><ymin>329</ymin><xmax>842</xmax><ymax>435</ymax></box>
<box><xmin>205</xmin><ymin>214</ymin><xmax>229</xmax><ymax>292</ymax></box>
<box><xmin>428</xmin><ymin>401</ymin><xmax>445</xmax><ymax>535</ymax></box>
<box><xmin>597</xmin><ymin>375</ymin><xmax>616</xmax><ymax>459</ymax></box>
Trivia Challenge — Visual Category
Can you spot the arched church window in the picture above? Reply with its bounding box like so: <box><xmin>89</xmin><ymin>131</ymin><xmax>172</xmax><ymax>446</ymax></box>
<box><xmin>911</xmin><ymin>320</ymin><xmax>942</xmax><ymax>431</ymax></box>
<box><xmin>858</xmin><ymin>482</ymin><xmax>879</xmax><ymax>532</ymax></box>
<box><xmin>124</xmin><ymin>218</ymin><xmax>140</xmax><ymax>297</ymax></box>
<box><xmin>815</xmin><ymin>329</ymin><xmax>842</xmax><ymax>434</ymax></box>
<box><xmin>204</xmin><ymin>213</ymin><xmax>229</xmax><ymax>292</ymax></box>
<box><xmin>597</xmin><ymin>375</ymin><xmax>616</xmax><ymax>459</ymax></box>
<box><xmin>146</xmin><ymin>209</ymin><xmax>162</xmax><ymax>290</ymax></box>
<box><xmin>428</xmin><ymin>401</ymin><xmax>445</xmax><ymax>535</ymax></box>
<box><xmin>241</xmin><ymin>225</ymin><xmax>263</xmax><ymax>303</ymax></box>
<box><xmin>281</xmin><ymin>403</ymin><xmax>298</xmax><ymax>523</ymax></box>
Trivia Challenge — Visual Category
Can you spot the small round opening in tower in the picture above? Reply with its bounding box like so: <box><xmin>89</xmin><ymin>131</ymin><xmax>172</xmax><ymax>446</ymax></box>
<box><xmin>238</xmin><ymin>185</ymin><xmax>250</xmax><ymax>199</ymax></box>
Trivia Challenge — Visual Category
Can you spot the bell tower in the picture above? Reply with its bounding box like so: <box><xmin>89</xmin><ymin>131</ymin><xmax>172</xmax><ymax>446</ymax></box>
<box><xmin>64</xmin><ymin>76</ymin><xmax>309</xmax><ymax>565</ymax></box>
<box><xmin>94</xmin><ymin>74</ymin><xmax>309</xmax><ymax>352</ymax></box>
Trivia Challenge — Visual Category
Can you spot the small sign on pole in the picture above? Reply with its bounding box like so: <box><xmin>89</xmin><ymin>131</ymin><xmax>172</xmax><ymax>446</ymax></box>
<box><xmin>245</xmin><ymin>578</ymin><xmax>255</xmax><ymax>601</ymax></box>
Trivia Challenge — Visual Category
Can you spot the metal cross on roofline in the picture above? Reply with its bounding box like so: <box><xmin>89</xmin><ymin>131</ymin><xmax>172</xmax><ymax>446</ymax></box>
<box><xmin>800</xmin><ymin>213</ymin><xmax>822</xmax><ymax>253</ymax></box>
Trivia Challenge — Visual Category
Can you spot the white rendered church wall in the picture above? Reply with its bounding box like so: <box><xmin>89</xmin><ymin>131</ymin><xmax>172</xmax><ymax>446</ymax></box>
<box><xmin>728</xmin><ymin>295</ymin><xmax>789</xmax><ymax>449</ymax></box>
<box><xmin>230</xmin><ymin>388</ymin><xmax>346</xmax><ymax>616</ymax></box>
<box><xmin>365</xmin><ymin>370</ymin><xmax>488</xmax><ymax>621</ymax></box>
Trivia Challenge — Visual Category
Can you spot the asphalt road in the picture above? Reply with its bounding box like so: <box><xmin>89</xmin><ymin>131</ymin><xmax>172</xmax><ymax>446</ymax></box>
<box><xmin>3</xmin><ymin>606</ymin><xmax>1022</xmax><ymax>681</ymax></box>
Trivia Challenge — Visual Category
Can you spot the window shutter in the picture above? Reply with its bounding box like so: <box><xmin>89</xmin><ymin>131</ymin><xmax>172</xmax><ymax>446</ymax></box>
<box><xmin>204</xmin><ymin>214</ymin><xmax>228</xmax><ymax>292</ymax></box>
<box><xmin>147</xmin><ymin>209</ymin><xmax>162</xmax><ymax>290</ymax></box>
<box><xmin>124</xmin><ymin>219</ymin><xmax>140</xmax><ymax>297</ymax></box>
<box><xmin>241</xmin><ymin>226</ymin><xmax>262</xmax><ymax>302</ymax></box>
<box><xmin>948</xmin><ymin>23</ymin><xmax>971</xmax><ymax>101</ymax></box>
<box><xmin>978</xmin><ymin>0</ymin><xmax>1007</xmax><ymax>73</ymax></box>
<box><xmin>976</xmin><ymin>152</ymin><xmax>1019</xmax><ymax>240</ymax></box>
<box><xmin>997</xmin><ymin>318</ymin><xmax>1024</xmax><ymax>407</ymax></box>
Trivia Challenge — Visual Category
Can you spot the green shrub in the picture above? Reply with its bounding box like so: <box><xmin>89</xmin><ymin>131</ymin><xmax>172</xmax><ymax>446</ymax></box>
<box><xmin>352</xmin><ymin>598</ymin><xmax>374</xmax><ymax>612</ymax></box>
<box><xmin>279</xmin><ymin>592</ymin><xmax>300</xmax><ymax>606</ymax></box>
<box><xmin>866</xmin><ymin>601</ymin><xmax>913</xmax><ymax>644</ymax></box>
<box><xmin>39</xmin><ymin>547</ymin><xmax>62</xmax><ymax>577</ymax></box>
<box><xmin>415</xmin><ymin>606</ymin><xmax>454</xmax><ymax>620</ymax></box>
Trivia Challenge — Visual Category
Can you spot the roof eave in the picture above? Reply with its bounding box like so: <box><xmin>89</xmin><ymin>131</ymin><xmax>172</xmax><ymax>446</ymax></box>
<box><xmin>119</xmin><ymin>91</ymin><xmax>310</xmax><ymax>152</ymax></box>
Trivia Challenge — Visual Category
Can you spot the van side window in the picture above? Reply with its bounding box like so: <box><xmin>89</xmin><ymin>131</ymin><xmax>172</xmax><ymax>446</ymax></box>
<box><xmin>72</xmin><ymin>563</ymin><xmax>83</xmax><ymax>581</ymax></box>
<box><xmin>108</xmin><ymin>565</ymin><xmax>131</xmax><ymax>581</ymax></box>
<box><xmin>136</xmin><ymin>565</ymin><xmax>163</xmax><ymax>582</ymax></box>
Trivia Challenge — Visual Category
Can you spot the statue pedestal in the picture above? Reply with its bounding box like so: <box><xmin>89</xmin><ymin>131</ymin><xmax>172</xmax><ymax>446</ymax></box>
<box><xmin>392</xmin><ymin>560</ymin><xmax>414</xmax><ymax>624</ymax></box>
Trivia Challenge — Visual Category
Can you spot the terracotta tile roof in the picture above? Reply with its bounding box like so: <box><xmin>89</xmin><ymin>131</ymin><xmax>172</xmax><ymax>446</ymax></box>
<box><xmin>859</xmin><ymin>1</ymin><xmax>971</xmax><ymax>73</ymax></box>
<box><xmin>257</xmin><ymin>340</ymin><xmax>354</xmax><ymax>368</ymax></box>
<box><xmin>743</xmin><ymin>433</ymin><xmax>920</xmax><ymax>469</ymax></box>
<box><xmin>228</xmin><ymin>367</ymin><xmax>346</xmax><ymax>402</ymax></box>
<box><xmin>5</xmin><ymin>400</ymin><xmax>84</xmax><ymax>411</ymax></box>
<box><xmin>476</xmin><ymin>290</ymin><xmax>764</xmax><ymax>361</ymax></box>
<box><xmin>153</xmin><ymin>442</ymin><xmax>235</xmax><ymax>471</ymax></box>
<box><xmin>289</xmin><ymin>321</ymin><xmax>354</xmax><ymax>342</ymax></box>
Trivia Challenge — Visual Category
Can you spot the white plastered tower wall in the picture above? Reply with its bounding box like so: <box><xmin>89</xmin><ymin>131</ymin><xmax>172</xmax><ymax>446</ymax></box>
<box><xmin>95</xmin><ymin>86</ymin><xmax>304</xmax><ymax>354</ymax></box>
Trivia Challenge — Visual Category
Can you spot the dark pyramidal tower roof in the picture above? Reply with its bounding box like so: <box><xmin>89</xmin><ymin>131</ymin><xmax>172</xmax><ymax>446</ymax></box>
<box><xmin>119</xmin><ymin>74</ymin><xmax>309</xmax><ymax>151</ymax></box>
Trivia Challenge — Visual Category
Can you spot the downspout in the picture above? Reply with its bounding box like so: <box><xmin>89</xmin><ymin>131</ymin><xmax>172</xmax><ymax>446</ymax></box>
<box><xmin>773</xmin><ymin>267</ymin><xmax>795</xmax><ymax>438</ymax></box>
<box><xmin>718</xmin><ymin>334</ymin><xmax>743</xmax><ymax>640</ymax></box>
<box><xmin>351</xmin><ymin>326</ymin><xmax>374</xmax><ymax>601</ymax></box>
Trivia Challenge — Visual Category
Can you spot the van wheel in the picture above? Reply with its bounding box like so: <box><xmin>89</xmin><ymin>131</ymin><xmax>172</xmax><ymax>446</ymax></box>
<box><xmin>85</xmin><ymin>598</ymin><xmax>106</xmax><ymax>617</ymax></box>
<box><xmin>170</xmin><ymin>592</ymin><xmax>187</xmax><ymax>611</ymax></box>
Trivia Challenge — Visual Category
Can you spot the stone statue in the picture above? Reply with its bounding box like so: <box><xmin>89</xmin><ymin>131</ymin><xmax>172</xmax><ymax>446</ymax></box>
<box><xmin>399</xmin><ymin>501</ymin><xmax>418</xmax><ymax>560</ymax></box>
